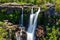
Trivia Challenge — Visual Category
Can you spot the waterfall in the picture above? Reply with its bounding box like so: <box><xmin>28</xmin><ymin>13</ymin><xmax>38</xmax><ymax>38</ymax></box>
<box><xmin>16</xmin><ymin>8</ymin><xmax>24</xmax><ymax>40</ymax></box>
<box><xmin>21</xmin><ymin>8</ymin><xmax>23</xmax><ymax>26</ymax></box>
<box><xmin>19</xmin><ymin>8</ymin><xmax>23</xmax><ymax>27</ymax></box>
<box><xmin>27</xmin><ymin>7</ymin><xmax>40</xmax><ymax>40</ymax></box>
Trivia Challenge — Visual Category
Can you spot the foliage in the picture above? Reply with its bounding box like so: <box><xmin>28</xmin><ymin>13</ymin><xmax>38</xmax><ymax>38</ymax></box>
<box><xmin>0</xmin><ymin>8</ymin><xmax>20</xmax><ymax>24</ymax></box>
<box><xmin>39</xmin><ymin>26</ymin><xmax>60</xmax><ymax>40</ymax></box>
<box><xmin>55</xmin><ymin>0</ymin><xmax>60</xmax><ymax>12</ymax></box>
<box><xmin>0</xmin><ymin>21</ymin><xmax>16</xmax><ymax>40</ymax></box>
<box><xmin>0</xmin><ymin>27</ymin><xmax>8</xmax><ymax>40</ymax></box>
<box><xmin>0</xmin><ymin>0</ymin><xmax>60</xmax><ymax>12</ymax></box>
<box><xmin>0</xmin><ymin>21</ymin><xmax>4</xmax><ymax>26</ymax></box>
<box><xmin>0</xmin><ymin>0</ymin><xmax>60</xmax><ymax>40</ymax></box>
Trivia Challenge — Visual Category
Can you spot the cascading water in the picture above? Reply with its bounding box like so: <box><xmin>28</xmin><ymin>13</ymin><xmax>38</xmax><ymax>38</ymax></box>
<box><xmin>19</xmin><ymin>8</ymin><xmax>23</xmax><ymax>27</ymax></box>
<box><xmin>16</xmin><ymin>8</ymin><xmax>24</xmax><ymax>40</ymax></box>
<box><xmin>27</xmin><ymin>7</ymin><xmax>40</xmax><ymax>40</ymax></box>
<box><xmin>21</xmin><ymin>8</ymin><xmax>23</xmax><ymax>26</ymax></box>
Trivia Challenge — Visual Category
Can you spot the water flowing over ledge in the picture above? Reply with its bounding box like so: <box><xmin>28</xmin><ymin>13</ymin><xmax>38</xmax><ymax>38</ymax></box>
<box><xmin>27</xmin><ymin>7</ymin><xmax>40</xmax><ymax>40</ymax></box>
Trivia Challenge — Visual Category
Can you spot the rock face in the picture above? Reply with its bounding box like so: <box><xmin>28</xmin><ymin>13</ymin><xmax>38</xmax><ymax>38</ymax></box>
<box><xmin>15</xmin><ymin>27</ymin><xmax>27</xmax><ymax>40</ymax></box>
<box><xmin>0</xmin><ymin>3</ymin><xmax>38</xmax><ymax>8</ymax></box>
<box><xmin>36</xmin><ymin>26</ymin><xmax>45</xmax><ymax>40</ymax></box>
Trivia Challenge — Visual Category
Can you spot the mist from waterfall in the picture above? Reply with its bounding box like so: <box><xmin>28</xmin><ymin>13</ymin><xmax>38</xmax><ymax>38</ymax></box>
<box><xmin>27</xmin><ymin>7</ymin><xmax>40</xmax><ymax>40</ymax></box>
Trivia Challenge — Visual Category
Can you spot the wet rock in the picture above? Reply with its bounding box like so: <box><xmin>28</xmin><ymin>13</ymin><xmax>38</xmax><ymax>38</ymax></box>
<box><xmin>7</xmin><ymin>22</ymin><xmax>13</xmax><ymax>26</ymax></box>
<box><xmin>36</xmin><ymin>26</ymin><xmax>45</xmax><ymax>40</ymax></box>
<box><xmin>4</xmin><ymin>20</ymin><xmax>9</xmax><ymax>22</ymax></box>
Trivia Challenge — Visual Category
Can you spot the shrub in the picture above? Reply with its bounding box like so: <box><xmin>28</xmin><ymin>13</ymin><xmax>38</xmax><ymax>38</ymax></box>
<box><xmin>0</xmin><ymin>27</ymin><xmax>8</xmax><ymax>40</ymax></box>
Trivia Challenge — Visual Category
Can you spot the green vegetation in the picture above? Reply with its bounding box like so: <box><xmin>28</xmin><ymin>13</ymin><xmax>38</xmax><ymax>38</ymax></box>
<box><xmin>0</xmin><ymin>20</ymin><xmax>60</xmax><ymax>40</ymax></box>
<box><xmin>0</xmin><ymin>27</ymin><xmax>8</xmax><ymax>40</ymax></box>
<box><xmin>39</xmin><ymin>26</ymin><xmax>60</xmax><ymax>40</ymax></box>
<box><xmin>0</xmin><ymin>0</ymin><xmax>60</xmax><ymax>40</ymax></box>
<box><xmin>0</xmin><ymin>0</ymin><xmax>60</xmax><ymax>11</ymax></box>
<box><xmin>0</xmin><ymin>21</ymin><xmax>16</xmax><ymax>40</ymax></box>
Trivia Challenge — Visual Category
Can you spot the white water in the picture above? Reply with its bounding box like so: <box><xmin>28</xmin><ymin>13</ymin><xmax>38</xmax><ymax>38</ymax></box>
<box><xmin>21</xmin><ymin>8</ymin><xmax>23</xmax><ymax>26</ymax></box>
<box><xmin>27</xmin><ymin>7</ymin><xmax>40</xmax><ymax>40</ymax></box>
<box><xmin>19</xmin><ymin>8</ymin><xmax>23</xmax><ymax>26</ymax></box>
